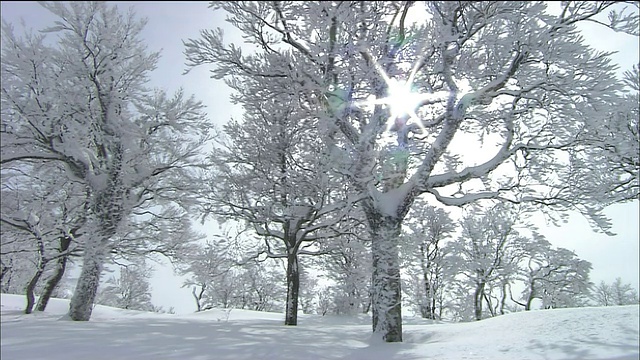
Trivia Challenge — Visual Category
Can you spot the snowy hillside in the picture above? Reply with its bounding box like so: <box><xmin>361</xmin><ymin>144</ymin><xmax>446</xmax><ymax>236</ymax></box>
<box><xmin>1</xmin><ymin>293</ymin><xmax>638</xmax><ymax>360</ymax></box>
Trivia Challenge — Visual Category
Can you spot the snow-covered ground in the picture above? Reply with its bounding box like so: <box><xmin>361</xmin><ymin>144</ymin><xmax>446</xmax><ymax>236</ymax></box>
<box><xmin>1</xmin><ymin>294</ymin><xmax>638</xmax><ymax>360</ymax></box>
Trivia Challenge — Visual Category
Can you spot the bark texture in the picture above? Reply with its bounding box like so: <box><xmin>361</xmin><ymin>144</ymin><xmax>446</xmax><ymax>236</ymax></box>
<box><xmin>369</xmin><ymin>213</ymin><xmax>403</xmax><ymax>342</ymax></box>
<box><xmin>284</xmin><ymin>254</ymin><xmax>300</xmax><ymax>326</ymax></box>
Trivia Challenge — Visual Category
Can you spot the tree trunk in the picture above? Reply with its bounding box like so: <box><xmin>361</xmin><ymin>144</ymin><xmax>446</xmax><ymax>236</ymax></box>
<box><xmin>363</xmin><ymin>294</ymin><xmax>371</xmax><ymax>314</ymax></box>
<box><xmin>499</xmin><ymin>282</ymin><xmax>507</xmax><ymax>315</ymax></box>
<box><xmin>474</xmin><ymin>281</ymin><xmax>486</xmax><ymax>321</ymax></box>
<box><xmin>36</xmin><ymin>236</ymin><xmax>72</xmax><ymax>312</ymax></box>
<box><xmin>25</xmin><ymin>230</ymin><xmax>48</xmax><ymax>314</ymax></box>
<box><xmin>192</xmin><ymin>285</ymin><xmax>205</xmax><ymax>312</ymax></box>
<box><xmin>422</xmin><ymin>274</ymin><xmax>436</xmax><ymax>320</ymax></box>
<box><xmin>284</xmin><ymin>253</ymin><xmax>300</xmax><ymax>326</ymax></box>
<box><xmin>68</xmin><ymin>158</ymin><xmax>125</xmax><ymax>321</ymax></box>
<box><xmin>370</xmin><ymin>214</ymin><xmax>403</xmax><ymax>342</ymax></box>
<box><xmin>431</xmin><ymin>296</ymin><xmax>437</xmax><ymax>320</ymax></box>
<box><xmin>0</xmin><ymin>261</ymin><xmax>9</xmax><ymax>282</ymax></box>
<box><xmin>483</xmin><ymin>291</ymin><xmax>495</xmax><ymax>317</ymax></box>
<box><xmin>525</xmin><ymin>282</ymin><xmax>536</xmax><ymax>311</ymax></box>
<box><xmin>419</xmin><ymin>244</ymin><xmax>435</xmax><ymax>319</ymax></box>
<box><xmin>24</xmin><ymin>264</ymin><xmax>46</xmax><ymax>314</ymax></box>
<box><xmin>68</xmin><ymin>247</ymin><xmax>104</xmax><ymax>321</ymax></box>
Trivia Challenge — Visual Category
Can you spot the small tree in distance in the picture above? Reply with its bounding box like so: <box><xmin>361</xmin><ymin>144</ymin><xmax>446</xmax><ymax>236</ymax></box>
<box><xmin>97</xmin><ymin>261</ymin><xmax>155</xmax><ymax>312</ymax></box>
<box><xmin>592</xmin><ymin>278</ymin><xmax>639</xmax><ymax>306</ymax></box>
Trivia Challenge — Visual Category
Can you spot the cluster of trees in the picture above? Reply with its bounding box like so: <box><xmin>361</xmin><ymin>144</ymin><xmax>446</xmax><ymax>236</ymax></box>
<box><xmin>184</xmin><ymin>1</ymin><xmax>638</xmax><ymax>342</ymax></box>
<box><xmin>402</xmin><ymin>203</ymin><xmax>597</xmax><ymax>321</ymax></box>
<box><xmin>1</xmin><ymin>2</ymin><xmax>210</xmax><ymax>319</ymax></box>
<box><xmin>592</xmin><ymin>277</ymin><xmax>640</xmax><ymax>306</ymax></box>
<box><xmin>169</xmin><ymin>203</ymin><xmax>636</xmax><ymax>321</ymax></box>
<box><xmin>176</xmin><ymin>238</ymin><xmax>287</xmax><ymax>312</ymax></box>
<box><xmin>1</xmin><ymin>1</ymin><xmax>638</xmax><ymax>344</ymax></box>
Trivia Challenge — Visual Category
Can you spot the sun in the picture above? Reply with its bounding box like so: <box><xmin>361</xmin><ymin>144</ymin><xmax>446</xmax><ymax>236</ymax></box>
<box><xmin>358</xmin><ymin>81</ymin><xmax>425</xmax><ymax>133</ymax></box>
<box><xmin>354</xmin><ymin>50</ymin><xmax>447</xmax><ymax>137</ymax></box>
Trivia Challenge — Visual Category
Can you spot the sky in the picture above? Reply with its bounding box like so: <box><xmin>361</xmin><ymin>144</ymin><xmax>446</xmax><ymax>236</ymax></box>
<box><xmin>0</xmin><ymin>1</ymin><xmax>638</xmax><ymax>315</ymax></box>
<box><xmin>2</xmin><ymin>293</ymin><xmax>639</xmax><ymax>359</ymax></box>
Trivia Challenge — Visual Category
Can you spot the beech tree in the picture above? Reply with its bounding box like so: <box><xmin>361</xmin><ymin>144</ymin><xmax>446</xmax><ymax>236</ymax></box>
<box><xmin>1</xmin><ymin>2</ymin><xmax>212</xmax><ymax>321</ymax></box>
<box><xmin>0</xmin><ymin>163</ymin><xmax>85</xmax><ymax>313</ymax></box>
<box><xmin>592</xmin><ymin>277</ymin><xmax>638</xmax><ymax>306</ymax></box>
<box><xmin>175</xmin><ymin>237</ymin><xmax>235</xmax><ymax>312</ymax></box>
<box><xmin>449</xmin><ymin>204</ymin><xmax>526</xmax><ymax>320</ymax></box>
<box><xmin>322</xmin><ymin>232</ymin><xmax>372</xmax><ymax>315</ymax></box>
<box><xmin>514</xmin><ymin>237</ymin><xmax>592</xmax><ymax>310</ymax></box>
<box><xmin>185</xmin><ymin>1</ymin><xmax>638</xmax><ymax>341</ymax></box>
<box><xmin>96</xmin><ymin>261</ymin><xmax>155</xmax><ymax>312</ymax></box>
<box><xmin>193</xmin><ymin>53</ymin><xmax>357</xmax><ymax>325</ymax></box>
<box><xmin>577</xmin><ymin>63</ymin><xmax>639</xmax><ymax>203</ymax></box>
<box><xmin>401</xmin><ymin>201</ymin><xmax>455</xmax><ymax>319</ymax></box>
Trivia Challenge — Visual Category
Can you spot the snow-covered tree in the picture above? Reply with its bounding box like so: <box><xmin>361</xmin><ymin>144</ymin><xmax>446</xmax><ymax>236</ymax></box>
<box><xmin>1</xmin><ymin>2</ymin><xmax>212</xmax><ymax>321</ymax></box>
<box><xmin>240</xmin><ymin>260</ymin><xmax>287</xmax><ymax>312</ymax></box>
<box><xmin>176</xmin><ymin>238</ymin><xmax>233</xmax><ymax>312</ymax></box>
<box><xmin>298</xmin><ymin>263</ymin><xmax>320</xmax><ymax>314</ymax></box>
<box><xmin>177</xmin><ymin>237</ymin><xmax>287</xmax><ymax>312</ymax></box>
<box><xmin>592</xmin><ymin>277</ymin><xmax>639</xmax><ymax>306</ymax></box>
<box><xmin>449</xmin><ymin>204</ymin><xmax>526</xmax><ymax>320</ymax></box>
<box><xmin>195</xmin><ymin>53</ymin><xmax>357</xmax><ymax>325</ymax></box>
<box><xmin>185</xmin><ymin>1</ymin><xmax>639</xmax><ymax>341</ymax></box>
<box><xmin>97</xmin><ymin>261</ymin><xmax>155</xmax><ymax>312</ymax></box>
<box><xmin>321</xmin><ymin>230</ymin><xmax>372</xmax><ymax>315</ymax></box>
<box><xmin>577</xmin><ymin>63</ymin><xmax>639</xmax><ymax>202</ymax></box>
<box><xmin>0</xmin><ymin>163</ymin><xmax>85</xmax><ymax>313</ymax></box>
<box><xmin>401</xmin><ymin>201</ymin><xmax>455</xmax><ymax>319</ymax></box>
<box><xmin>316</xmin><ymin>285</ymin><xmax>333</xmax><ymax>316</ymax></box>
<box><xmin>515</xmin><ymin>238</ymin><xmax>592</xmax><ymax>310</ymax></box>
<box><xmin>442</xmin><ymin>279</ymin><xmax>477</xmax><ymax>322</ymax></box>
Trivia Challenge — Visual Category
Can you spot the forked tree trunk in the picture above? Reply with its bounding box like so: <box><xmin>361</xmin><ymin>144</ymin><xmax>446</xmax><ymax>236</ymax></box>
<box><xmin>284</xmin><ymin>253</ymin><xmax>300</xmax><ymax>325</ymax></box>
<box><xmin>192</xmin><ymin>284</ymin><xmax>206</xmax><ymax>312</ymax></box>
<box><xmin>25</xmin><ymin>233</ymin><xmax>48</xmax><ymax>314</ymax></box>
<box><xmin>36</xmin><ymin>236</ymin><xmax>72</xmax><ymax>312</ymax></box>
<box><xmin>24</xmin><ymin>264</ymin><xmax>46</xmax><ymax>314</ymax></box>
<box><xmin>370</xmin><ymin>213</ymin><xmax>403</xmax><ymax>342</ymax></box>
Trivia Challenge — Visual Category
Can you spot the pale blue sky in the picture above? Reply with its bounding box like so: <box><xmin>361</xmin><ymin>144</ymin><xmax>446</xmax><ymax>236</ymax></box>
<box><xmin>1</xmin><ymin>1</ymin><xmax>638</xmax><ymax>314</ymax></box>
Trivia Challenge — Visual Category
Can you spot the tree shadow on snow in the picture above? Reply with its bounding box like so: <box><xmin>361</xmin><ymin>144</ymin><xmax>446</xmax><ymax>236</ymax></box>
<box><xmin>1</xmin><ymin>315</ymin><xmax>394</xmax><ymax>360</ymax></box>
<box><xmin>525</xmin><ymin>323</ymin><xmax>640</xmax><ymax>360</ymax></box>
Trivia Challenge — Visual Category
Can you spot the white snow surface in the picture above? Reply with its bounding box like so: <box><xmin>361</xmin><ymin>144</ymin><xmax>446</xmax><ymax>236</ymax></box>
<box><xmin>1</xmin><ymin>293</ymin><xmax>638</xmax><ymax>360</ymax></box>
